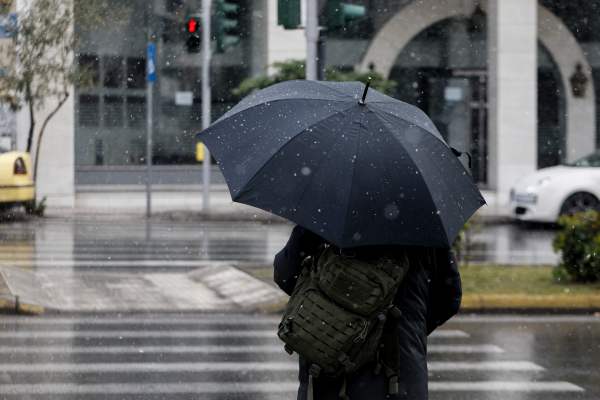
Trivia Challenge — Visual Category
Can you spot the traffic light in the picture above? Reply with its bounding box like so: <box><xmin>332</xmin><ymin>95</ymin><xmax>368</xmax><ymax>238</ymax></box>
<box><xmin>216</xmin><ymin>0</ymin><xmax>240</xmax><ymax>53</ymax></box>
<box><xmin>278</xmin><ymin>0</ymin><xmax>300</xmax><ymax>30</ymax></box>
<box><xmin>327</xmin><ymin>1</ymin><xmax>366</xmax><ymax>30</ymax></box>
<box><xmin>186</xmin><ymin>14</ymin><xmax>201</xmax><ymax>53</ymax></box>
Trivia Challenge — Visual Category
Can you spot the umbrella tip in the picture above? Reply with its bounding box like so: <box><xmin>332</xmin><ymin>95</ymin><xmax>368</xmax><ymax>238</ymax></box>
<box><xmin>359</xmin><ymin>77</ymin><xmax>372</xmax><ymax>105</ymax></box>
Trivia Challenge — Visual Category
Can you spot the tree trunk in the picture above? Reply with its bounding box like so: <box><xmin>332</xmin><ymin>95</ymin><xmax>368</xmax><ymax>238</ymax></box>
<box><xmin>33</xmin><ymin>93</ymin><xmax>69</xmax><ymax>183</ymax></box>
<box><xmin>26</xmin><ymin>104</ymin><xmax>35</xmax><ymax>153</ymax></box>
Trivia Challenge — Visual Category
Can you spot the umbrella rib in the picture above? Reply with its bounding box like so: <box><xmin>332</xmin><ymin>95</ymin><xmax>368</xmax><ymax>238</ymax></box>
<box><xmin>312</xmin><ymin>80</ymin><xmax>364</xmax><ymax>101</ymax></box>
<box><xmin>340</xmin><ymin>107</ymin><xmax>365</xmax><ymax>246</ymax></box>
<box><xmin>210</xmin><ymin>100</ymin><xmax>352</xmax><ymax>163</ymax></box>
<box><xmin>368</xmin><ymin>109</ymin><xmax>451</xmax><ymax>246</ymax></box>
<box><xmin>232</xmin><ymin>103</ymin><xmax>361</xmax><ymax>202</ymax></box>
<box><xmin>288</xmin><ymin>105</ymin><xmax>364</xmax><ymax>230</ymax></box>
<box><xmin>199</xmin><ymin>98</ymin><xmax>350</xmax><ymax>135</ymax></box>
<box><xmin>368</xmin><ymin>106</ymin><xmax>451</xmax><ymax>151</ymax></box>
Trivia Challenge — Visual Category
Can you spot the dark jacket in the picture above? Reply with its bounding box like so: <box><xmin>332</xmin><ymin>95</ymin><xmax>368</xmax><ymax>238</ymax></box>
<box><xmin>273</xmin><ymin>225</ymin><xmax>462</xmax><ymax>400</ymax></box>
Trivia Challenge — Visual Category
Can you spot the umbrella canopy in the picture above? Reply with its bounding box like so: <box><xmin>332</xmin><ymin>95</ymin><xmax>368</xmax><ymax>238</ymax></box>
<box><xmin>196</xmin><ymin>80</ymin><xmax>485</xmax><ymax>248</ymax></box>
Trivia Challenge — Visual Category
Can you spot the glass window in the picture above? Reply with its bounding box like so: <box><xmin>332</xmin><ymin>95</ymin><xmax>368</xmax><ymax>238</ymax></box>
<box><xmin>126</xmin><ymin>57</ymin><xmax>146</xmax><ymax>89</ymax></box>
<box><xmin>78</xmin><ymin>54</ymin><xmax>100</xmax><ymax>87</ymax></box>
<box><xmin>103</xmin><ymin>95</ymin><xmax>124</xmax><ymax>127</ymax></box>
<box><xmin>126</xmin><ymin>96</ymin><xmax>146</xmax><ymax>128</ymax></box>
<box><xmin>104</xmin><ymin>56</ymin><xmax>123</xmax><ymax>88</ymax></box>
<box><xmin>74</xmin><ymin>0</ymin><xmax>255</xmax><ymax>169</ymax></box>
<box><xmin>573</xmin><ymin>150</ymin><xmax>600</xmax><ymax>167</ymax></box>
<box><xmin>78</xmin><ymin>95</ymin><xmax>100</xmax><ymax>126</ymax></box>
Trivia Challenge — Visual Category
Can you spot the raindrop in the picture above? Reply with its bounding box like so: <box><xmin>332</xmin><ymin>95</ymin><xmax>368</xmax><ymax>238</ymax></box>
<box><xmin>301</xmin><ymin>167</ymin><xmax>311</xmax><ymax>176</ymax></box>
<box><xmin>383</xmin><ymin>204</ymin><xmax>400</xmax><ymax>220</ymax></box>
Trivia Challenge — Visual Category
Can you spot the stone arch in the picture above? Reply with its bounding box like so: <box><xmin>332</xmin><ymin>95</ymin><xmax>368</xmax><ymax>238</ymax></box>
<box><xmin>357</xmin><ymin>0</ymin><xmax>595</xmax><ymax>164</ymax></box>
<box><xmin>537</xmin><ymin>5</ymin><xmax>595</xmax><ymax>163</ymax></box>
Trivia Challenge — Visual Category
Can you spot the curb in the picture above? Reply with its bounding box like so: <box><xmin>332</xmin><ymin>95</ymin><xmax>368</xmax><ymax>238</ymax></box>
<box><xmin>461</xmin><ymin>294</ymin><xmax>600</xmax><ymax>310</ymax></box>
<box><xmin>0</xmin><ymin>297</ymin><xmax>45</xmax><ymax>315</ymax></box>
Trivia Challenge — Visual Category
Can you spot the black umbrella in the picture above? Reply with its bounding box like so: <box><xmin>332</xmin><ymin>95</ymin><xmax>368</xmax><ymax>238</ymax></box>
<box><xmin>196</xmin><ymin>80</ymin><xmax>485</xmax><ymax>248</ymax></box>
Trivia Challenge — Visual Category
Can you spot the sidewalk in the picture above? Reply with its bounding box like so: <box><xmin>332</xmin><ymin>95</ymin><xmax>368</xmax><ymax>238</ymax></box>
<box><xmin>3</xmin><ymin>259</ymin><xmax>598</xmax><ymax>315</ymax></box>
<box><xmin>0</xmin><ymin>264</ymin><xmax>287</xmax><ymax>315</ymax></box>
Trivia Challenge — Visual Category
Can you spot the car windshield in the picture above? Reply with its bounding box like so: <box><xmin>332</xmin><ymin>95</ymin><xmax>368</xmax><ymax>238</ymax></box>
<box><xmin>571</xmin><ymin>150</ymin><xmax>600</xmax><ymax>167</ymax></box>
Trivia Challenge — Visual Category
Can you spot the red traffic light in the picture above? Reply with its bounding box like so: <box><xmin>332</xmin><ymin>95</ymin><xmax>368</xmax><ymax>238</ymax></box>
<box><xmin>189</xmin><ymin>19</ymin><xmax>197</xmax><ymax>32</ymax></box>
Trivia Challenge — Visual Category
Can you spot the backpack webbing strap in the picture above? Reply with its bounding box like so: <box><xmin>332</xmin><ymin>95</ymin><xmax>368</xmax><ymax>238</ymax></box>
<box><xmin>379</xmin><ymin>279</ymin><xmax>407</xmax><ymax>395</ymax></box>
<box><xmin>308</xmin><ymin>376</ymin><xmax>314</xmax><ymax>400</ymax></box>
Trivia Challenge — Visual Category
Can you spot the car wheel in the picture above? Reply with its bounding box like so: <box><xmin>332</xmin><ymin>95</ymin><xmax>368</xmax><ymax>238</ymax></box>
<box><xmin>559</xmin><ymin>192</ymin><xmax>600</xmax><ymax>216</ymax></box>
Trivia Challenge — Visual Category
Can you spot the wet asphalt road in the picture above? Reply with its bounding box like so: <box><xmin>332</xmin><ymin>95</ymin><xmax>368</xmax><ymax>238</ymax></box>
<box><xmin>0</xmin><ymin>314</ymin><xmax>597</xmax><ymax>399</ymax></box>
<box><xmin>0</xmin><ymin>218</ymin><xmax>596</xmax><ymax>398</ymax></box>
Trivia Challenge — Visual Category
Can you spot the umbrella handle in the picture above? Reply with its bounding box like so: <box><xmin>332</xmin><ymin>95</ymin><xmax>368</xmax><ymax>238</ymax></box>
<box><xmin>360</xmin><ymin>77</ymin><xmax>372</xmax><ymax>105</ymax></box>
<box><xmin>450</xmin><ymin>147</ymin><xmax>472</xmax><ymax>169</ymax></box>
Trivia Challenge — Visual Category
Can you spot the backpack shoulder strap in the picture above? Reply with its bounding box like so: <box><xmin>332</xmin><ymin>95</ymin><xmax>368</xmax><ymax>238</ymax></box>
<box><xmin>377</xmin><ymin>275</ymin><xmax>407</xmax><ymax>395</ymax></box>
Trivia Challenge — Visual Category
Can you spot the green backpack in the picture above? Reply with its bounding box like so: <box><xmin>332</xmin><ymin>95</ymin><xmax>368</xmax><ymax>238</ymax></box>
<box><xmin>277</xmin><ymin>244</ymin><xmax>410</xmax><ymax>399</ymax></box>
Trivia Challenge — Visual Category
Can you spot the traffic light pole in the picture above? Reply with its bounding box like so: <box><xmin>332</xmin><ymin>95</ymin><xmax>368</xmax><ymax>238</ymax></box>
<box><xmin>305</xmin><ymin>0</ymin><xmax>318</xmax><ymax>81</ymax></box>
<box><xmin>202</xmin><ymin>0</ymin><xmax>212</xmax><ymax>211</ymax></box>
<box><xmin>146</xmin><ymin>43</ymin><xmax>155</xmax><ymax>218</ymax></box>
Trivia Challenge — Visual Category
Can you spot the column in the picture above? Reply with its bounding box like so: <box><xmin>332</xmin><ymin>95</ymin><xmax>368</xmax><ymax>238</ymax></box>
<box><xmin>487</xmin><ymin>0</ymin><xmax>537</xmax><ymax>206</ymax></box>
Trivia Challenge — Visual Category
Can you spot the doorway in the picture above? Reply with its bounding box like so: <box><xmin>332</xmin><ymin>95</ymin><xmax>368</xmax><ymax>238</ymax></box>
<box><xmin>416</xmin><ymin>69</ymin><xmax>488</xmax><ymax>186</ymax></box>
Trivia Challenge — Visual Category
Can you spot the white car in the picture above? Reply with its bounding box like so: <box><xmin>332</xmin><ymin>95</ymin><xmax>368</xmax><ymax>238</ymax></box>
<box><xmin>510</xmin><ymin>150</ymin><xmax>600</xmax><ymax>222</ymax></box>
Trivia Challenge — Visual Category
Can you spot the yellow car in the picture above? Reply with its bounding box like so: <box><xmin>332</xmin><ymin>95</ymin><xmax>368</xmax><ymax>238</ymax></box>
<box><xmin>0</xmin><ymin>151</ymin><xmax>35</xmax><ymax>209</ymax></box>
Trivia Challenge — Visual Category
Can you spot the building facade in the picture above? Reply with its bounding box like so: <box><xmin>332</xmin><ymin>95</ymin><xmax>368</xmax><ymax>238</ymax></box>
<box><xmin>13</xmin><ymin>0</ymin><xmax>600</xmax><ymax>211</ymax></box>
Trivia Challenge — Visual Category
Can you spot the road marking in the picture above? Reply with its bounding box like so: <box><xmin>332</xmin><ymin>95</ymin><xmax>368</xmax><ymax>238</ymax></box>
<box><xmin>451</xmin><ymin>315</ymin><xmax>600</xmax><ymax>323</ymax></box>
<box><xmin>0</xmin><ymin>260</ymin><xmax>232</xmax><ymax>268</ymax></box>
<box><xmin>0</xmin><ymin>329</ymin><xmax>467</xmax><ymax>339</ymax></box>
<box><xmin>0</xmin><ymin>330</ymin><xmax>279</xmax><ymax>339</ymax></box>
<box><xmin>428</xmin><ymin>330</ymin><xmax>470</xmax><ymax>338</ymax></box>
<box><xmin>0</xmin><ymin>382</ymin><xmax>300</xmax><ymax>395</ymax></box>
<box><xmin>0</xmin><ymin>344</ymin><xmax>504</xmax><ymax>355</ymax></box>
<box><xmin>0</xmin><ymin>316</ymin><xmax>282</xmax><ymax>325</ymax></box>
<box><xmin>0</xmin><ymin>345</ymin><xmax>286</xmax><ymax>354</ymax></box>
<box><xmin>428</xmin><ymin>381</ymin><xmax>584</xmax><ymax>392</ymax></box>
<box><xmin>0</xmin><ymin>361</ymin><xmax>542</xmax><ymax>373</ymax></box>
<box><xmin>428</xmin><ymin>344</ymin><xmax>504</xmax><ymax>353</ymax></box>
<box><xmin>0</xmin><ymin>381</ymin><xmax>584</xmax><ymax>394</ymax></box>
<box><xmin>428</xmin><ymin>361</ymin><xmax>545</xmax><ymax>371</ymax></box>
<box><xmin>0</xmin><ymin>362</ymin><xmax>299</xmax><ymax>373</ymax></box>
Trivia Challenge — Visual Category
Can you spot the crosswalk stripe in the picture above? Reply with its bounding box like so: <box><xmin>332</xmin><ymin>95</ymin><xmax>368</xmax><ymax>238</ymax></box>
<box><xmin>0</xmin><ymin>344</ymin><xmax>504</xmax><ymax>355</ymax></box>
<box><xmin>0</xmin><ymin>382</ymin><xmax>300</xmax><ymax>395</ymax></box>
<box><xmin>428</xmin><ymin>381</ymin><xmax>584</xmax><ymax>392</ymax></box>
<box><xmin>0</xmin><ymin>361</ymin><xmax>547</xmax><ymax>373</ymax></box>
<box><xmin>451</xmin><ymin>315</ymin><xmax>600</xmax><ymax>323</ymax></box>
<box><xmin>0</xmin><ymin>316</ymin><xmax>282</xmax><ymax>325</ymax></box>
<box><xmin>428</xmin><ymin>345</ymin><xmax>504</xmax><ymax>353</ymax></box>
<box><xmin>0</xmin><ymin>345</ymin><xmax>286</xmax><ymax>354</ymax></box>
<box><xmin>0</xmin><ymin>330</ymin><xmax>278</xmax><ymax>339</ymax></box>
<box><xmin>428</xmin><ymin>361</ymin><xmax>544</xmax><ymax>371</ymax></box>
<box><xmin>0</xmin><ymin>362</ymin><xmax>299</xmax><ymax>373</ymax></box>
<box><xmin>429</xmin><ymin>330</ymin><xmax>470</xmax><ymax>338</ymax></box>
<box><xmin>0</xmin><ymin>381</ymin><xmax>584</xmax><ymax>394</ymax></box>
<box><xmin>0</xmin><ymin>260</ymin><xmax>232</xmax><ymax>268</ymax></box>
<box><xmin>0</xmin><ymin>329</ymin><xmax>468</xmax><ymax>339</ymax></box>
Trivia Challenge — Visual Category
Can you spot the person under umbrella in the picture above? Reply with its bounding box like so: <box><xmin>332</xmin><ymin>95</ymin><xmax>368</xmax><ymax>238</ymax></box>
<box><xmin>197</xmin><ymin>79</ymin><xmax>484</xmax><ymax>399</ymax></box>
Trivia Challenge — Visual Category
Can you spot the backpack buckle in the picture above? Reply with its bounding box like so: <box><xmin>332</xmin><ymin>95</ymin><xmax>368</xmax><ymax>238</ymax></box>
<box><xmin>389</xmin><ymin>306</ymin><xmax>402</xmax><ymax>319</ymax></box>
<box><xmin>338</xmin><ymin>353</ymin><xmax>356</xmax><ymax>371</ymax></box>
<box><xmin>284</xmin><ymin>318</ymin><xmax>293</xmax><ymax>334</ymax></box>
<box><xmin>284</xmin><ymin>344</ymin><xmax>294</xmax><ymax>355</ymax></box>
<box><xmin>309</xmin><ymin>364</ymin><xmax>322</xmax><ymax>378</ymax></box>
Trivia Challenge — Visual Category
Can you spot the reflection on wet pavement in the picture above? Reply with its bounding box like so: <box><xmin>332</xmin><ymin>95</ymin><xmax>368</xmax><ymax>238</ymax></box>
<box><xmin>0</xmin><ymin>219</ymin><xmax>558</xmax><ymax>270</ymax></box>
<box><xmin>0</xmin><ymin>219</ymin><xmax>295</xmax><ymax>272</ymax></box>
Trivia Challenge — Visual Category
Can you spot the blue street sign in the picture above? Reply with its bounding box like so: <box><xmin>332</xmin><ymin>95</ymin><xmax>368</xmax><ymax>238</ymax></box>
<box><xmin>0</xmin><ymin>14</ymin><xmax>17</xmax><ymax>38</ymax></box>
<box><xmin>147</xmin><ymin>44</ymin><xmax>155</xmax><ymax>83</ymax></box>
